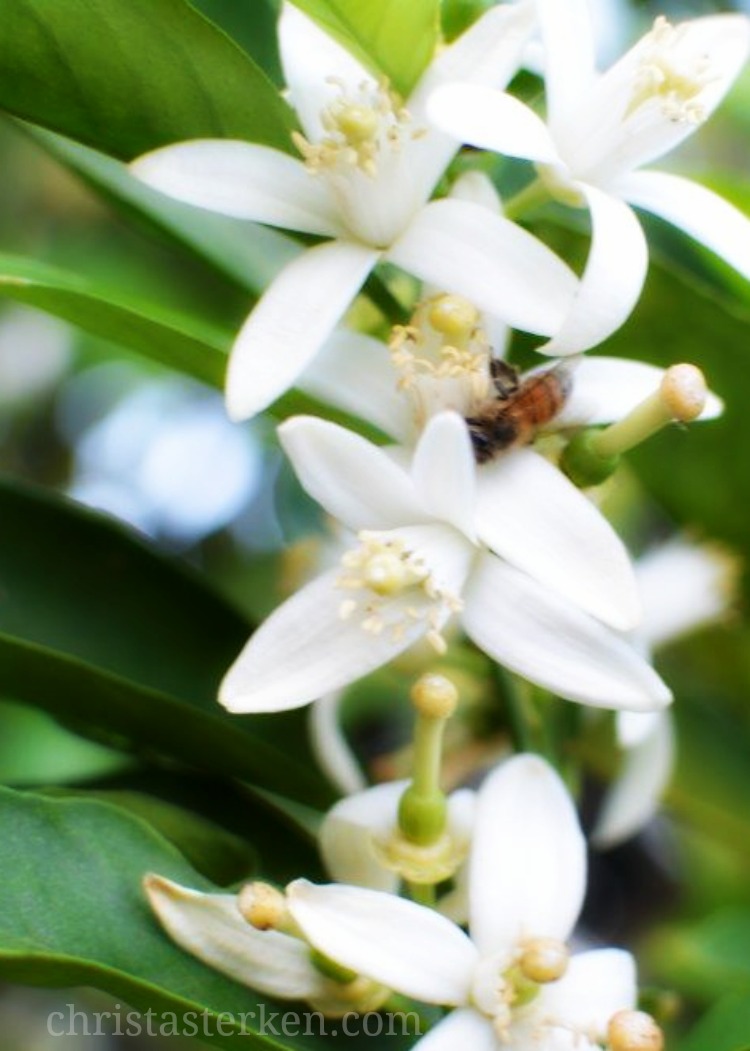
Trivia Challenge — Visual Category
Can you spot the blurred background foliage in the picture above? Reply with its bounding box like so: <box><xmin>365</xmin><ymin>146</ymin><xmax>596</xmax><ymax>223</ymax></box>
<box><xmin>0</xmin><ymin>0</ymin><xmax>749</xmax><ymax>1048</ymax></box>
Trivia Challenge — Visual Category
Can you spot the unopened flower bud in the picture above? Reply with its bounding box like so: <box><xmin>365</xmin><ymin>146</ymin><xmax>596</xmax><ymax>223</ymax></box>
<box><xmin>608</xmin><ymin>1009</ymin><xmax>664</xmax><ymax>1051</ymax></box>
<box><xmin>518</xmin><ymin>938</ymin><xmax>569</xmax><ymax>984</ymax></box>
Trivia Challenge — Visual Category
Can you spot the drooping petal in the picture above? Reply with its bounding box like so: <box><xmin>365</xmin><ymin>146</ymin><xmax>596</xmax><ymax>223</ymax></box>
<box><xmin>319</xmin><ymin>781</ymin><xmax>406</xmax><ymax>891</ymax></box>
<box><xmin>535</xmin><ymin>0</ymin><xmax>598</xmax><ymax>136</ymax></box>
<box><xmin>537</xmin><ymin>185</ymin><xmax>648</xmax><ymax>356</ymax></box>
<box><xmin>409</xmin><ymin>1009</ymin><xmax>497</xmax><ymax>1051</ymax></box>
<box><xmin>287</xmin><ymin>880</ymin><xmax>479</xmax><ymax>1005</ymax></box>
<box><xmin>532</xmin><ymin>948</ymin><xmax>637</xmax><ymax>1035</ymax></box>
<box><xmin>614</xmin><ymin>169</ymin><xmax>750</xmax><ymax>283</ymax></box>
<box><xmin>469</xmin><ymin>756</ymin><xmax>586</xmax><ymax>953</ymax></box>
<box><xmin>427</xmin><ymin>85</ymin><xmax>559</xmax><ymax>164</ymax></box>
<box><xmin>279</xmin><ymin>416</ymin><xmax>425</xmax><ymax>530</ymax></box>
<box><xmin>592</xmin><ymin>713</ymin><xmax>674</xmax><ymax>847</ymax></box>
<box><xmin>554</xmin><ymin>355</ymin><xmax>723</xmax><ymax>428</ymax></box>
<box><xmin>388</xmin><ymin>199</ymin><xmax>577</xmax><ymax>336</ymax></box>
<box><xmin>635</xmin><ymin>536</ymin><xmax>733</xmax><ymax>648</ymax></box>
<box><xmin>297</xmin><ymin>329</ymin><xmax>411</xmax><ymax>442</ymax></box>
<box><xmin>143</xmin><ymin>875</ymin><xmax>325</xmax><ymax>999</ymax></box>
<box><xmin>131</xmin><ymin>141</ymin><xmax>343</xmax><ymax>236</ymax></box>
<box><xmin>412</xmin><ymin>413</ymin><xmax>477</xmax><ymax>540</ymax></box>
<box><xmin>475</xmin><ymin>447</ymin><xmax>640</xmax><ymax>630</ymax></box>
<box><xmin>226</xmin><ymin>241</ymin><xmax>380</xmax><ymax>421</ymax></box>
<box><xmin>278</xmin><ymin>1</ymin><xmax>375</xmax><ymax>142</ymax></box>
<box><xmin>219</xmin><ymin>567</ymin><xmax>429</xmax><ymax>713</ymax></box>
<box><xmin>462</xmin><ymin>553</ymin><xmax>673</xmax><ymax>711</ymax></box>
<box><xmin>309</xmin><ymin>692</ymin><xmax>367</xmax><ymax>796</ymax></box>
<box><xmin>565</xmin><ymin>15</ymin><xmax>750</xmax><ymax>182</ymax></box>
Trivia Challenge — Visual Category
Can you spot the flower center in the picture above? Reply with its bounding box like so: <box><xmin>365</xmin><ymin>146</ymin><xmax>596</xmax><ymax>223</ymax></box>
<box><xmin>471</xmin><ymin>939</ymin><xmax>570</xmax><ymax>1040</ymax></box>
<box><xmin>336</xmin><ymin>531</ymin><xmax>462</xmax><ymax>654</ymax></box>
<box><xmin>292</xmin><ymin>77</ymin><xmax>415</xmax><ymax>178</ymax></box>
<box><xmin>389</xmin><ymin>294</ymin><xmax>492</xmax><ymax>430</ymax></box>
<box><xmin>626</xmin><ymin>16</ymin><xmax>715</xmax><ymax>124</ymax></box>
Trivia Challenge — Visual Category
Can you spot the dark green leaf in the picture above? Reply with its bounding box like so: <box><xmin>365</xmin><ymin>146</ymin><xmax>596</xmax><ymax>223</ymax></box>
<box><xmin>289</xmin><ymin>0</ymin><xmax>439</xmax><ymax>95</ymax></box>
<box><xmin>0</xmin><ymin>788</ymin><xmax>416</xmax><ymax>1051</ymax></box>
<box><xmin>680</xmin><ymin>993</ymin><xmax>750</xmax><ymax>1051</ymax></box>
<box><xmin>0</xmin><ymin>0</ymin><xmax>294</xmax><ymax>159</ymax></box>
<box><xmin>0</xmin><ymin>251</ymin><xmax>231</xmax><ymax>386</ymax></box>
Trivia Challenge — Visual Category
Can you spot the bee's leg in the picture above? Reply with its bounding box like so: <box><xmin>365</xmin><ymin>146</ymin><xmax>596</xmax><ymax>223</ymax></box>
<box><xmin>489</xmin><ymin>358</ymin><xmax>520</xmax><ymax>399</ymax></box>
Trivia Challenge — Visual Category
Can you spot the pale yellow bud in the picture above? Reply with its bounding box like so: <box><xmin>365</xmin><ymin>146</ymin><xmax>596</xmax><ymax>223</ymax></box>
<box><xmin>608</xmin><ymin>1009</ymin><xmax>664</xmax><ymax>1051</ymax></box>
<box><xmin>518</xmin><ymin>938</ymin><xmax>570</xmax><ymax>984</ymax></box>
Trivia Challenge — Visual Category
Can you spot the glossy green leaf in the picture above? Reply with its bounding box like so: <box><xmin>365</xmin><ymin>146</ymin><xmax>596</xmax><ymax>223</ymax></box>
<box><xmin>647</xmin><ymin>908</ymin><xmax>750</xmax><ymax>1004</ymax></box>
<box><xmin>0</xmin><ymin>0</ymin><xmax>294</xmax><ymax>159</ymax></box>
<box><xmin>681</xmin><ymin>993</ymin><xmax>750</xmax><ymax>1051</ymax></box>
<box><xmin>0</xmin><ymin>788</ymin><xmax>417</xmax><ymax>1051</ymax></box>
<box><xmin>289</xmin><ymin>0</ymin><xmax>439</xmax><ymax>95</ymax></box>
<box><xmin>0</xmin><ymin>251</ymin><xmax>231</xmax><ymax>386</ymax></box>
<box><xmin>30</xmin><ymin>128</ymin><xmax>301</xmax><ymax>297</ymax></box>
<box><xmin>0</xmin><ymin>477</ymin><xmax>334</xmax><ymax>808</ymax></box>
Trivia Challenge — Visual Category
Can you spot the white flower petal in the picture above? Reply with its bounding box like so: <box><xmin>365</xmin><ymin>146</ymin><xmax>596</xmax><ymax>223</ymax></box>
<box><xmin>412</xmin><ymin>413</ymin><xmax>477</xmax><ymax>540</ymax></box>
<box><xmin>309</xmin><ymin>692</ymin><xmax>367</xmax><ymax>796</ymax></box>
<box><xmin>617</xmin><ymin>709</ymin><xmax>663</xmax><ymax>749</ymax></box>
<box><xmin>635</xmin><ymin>536</ymin><xmax>732</xmax><ymax>648</ymax></box>
<box><xmin>287</xmin><ymin>880</ymin><xmax>478</xmax><ymax>1005</ymax></box>
<box><xmin>131</xmin><ymin>141</ymin><xmax>342</xmax><ymax>236</ymax></box>
<box><xmin>409</xmin><ymin>1009</ymin><xmax>497</xmax><ymax>1051</ymax></box>
<box><xmin>615</xmin><ymin>169</ymin><xmax>750</xmax><ymax>284</ymax></box>
<box><xmin>462</xmin><ymin>553</ymin><xmax>673</xmax><ymax>712</ymax></box>
<box><xmin>226</xmin><ymin>241</ymin><xmax>380</xmax><ymax>421</ymax></box>
<box><xmin>427</xmin><ymin>85</ymin><xmax>559</xmax><ymax>164</ymax></box>
<box><xmin>297</xmin><ymin>329</ymin><xmax>411</xmax><ymax>441</ymax></box>
<box><xmin>469</xmin><ymin>756</ymin><xmax>586</xmax><ymax>953</ymax></box>
<box><xmin>143</xmin><ymin>875</ymin><xmax>324</xmax><ymax>999</ymax></box>
<box><xmin>449</xmin><ymin>171</ymin><xmax>503</xmax><ymax>212</ymax></box>
<box><xmin>219</xmin><ymin>567</ymin><xmax>429</xmax><ymax>713</ymax></box>
<box><xmin>555</xmin><ymin>356</ymin><xmax>723</xmax><ymax>428</ymax></box>
<box><xmin>475</xmin><ymin>447</ymin><xmax>640</xmax><ymax>630</ymax></box>
<box><xmin>535</xmin><ymin>0</ymin><xmax>598</xmax><ymax>135</ymax></box>
<box><xmin>533</xmin><ymin>948</ymin><xmax>637</xmax><ymax>1034</ymax></box>
<box><xmin>278</xmin><ymin>1</ymin><xmax>375</xmax><ymax>142</ymax></box>
<box><xmin>319</xmin><ymin>781</ymin><xmax>406</xmax><ymax>891</ymax></box>
<box><xmin>388</xmin><ymin>199</ymin><xmax>577</xmax><ymax>336</ymax></box>
<box><xmin>538</xmin><ymin>185</ymin><xmax>648</xmax><ymax>356</ymax></box>
<box><xmin>593</xmin><ymin>713</ymin><xmax>674</xmax><ymax>847</ymax></box>
<box><xmin>279</xmin><ymin>416</ymin><xmax>424</xmax><ymax>530</ymax></box>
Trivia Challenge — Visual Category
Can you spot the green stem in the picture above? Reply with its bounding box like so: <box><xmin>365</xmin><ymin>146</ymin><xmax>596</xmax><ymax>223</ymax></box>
<box><xmin>363</xmin><ymin>272</ymin><xmax>410</xmax><ymax>323</ymax></box>
<box><xmin>407</xmin><ymin>881</ymin><xmax>437</xmax><ymax>907</ymax></box>
<box><xmin>495</xmin><ymin>664</ymin><xmax>537</xmax><ymax>753</ymax></box>
<box><xmin>503</xmin><ymin>178</ymin><xmax>550</xmax><ymax>221</ymax></box>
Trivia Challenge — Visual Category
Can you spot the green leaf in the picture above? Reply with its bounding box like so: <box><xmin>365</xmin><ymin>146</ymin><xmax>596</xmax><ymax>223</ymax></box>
<box><xmin>681</xmin><ymin>994</ymin><xmax>750</xmax><ymax>1051</ymax></box>
<box><xmin>0</xmin><ymin>788</ymin><xmax>417</xmax><ymax>1051</ymax></box>
<box><xmin>289</xmin><ymin>0</ymin><xmax>439</xmax><ymax>95</ymax></box>
<box><xmin>0</xmin><ymin>0</ymin><xmax>294</xmax><ymax>159</ymax></box>
<box><xmin>0</xmin><ymin>251</ymin><xmax>231</xmax><ymax>387</ymax></box>
<box><xmin>0</xmin><ymin>477</ymin><xmax>334</xmax><ymax>808</ymax></box>
<box><xmin>647</xmin><ymin>908</ymin><xmax>750</xmax><ymax>1005</ymax></box>
<box><xmin>30</xmin><ymin>128</ymin><xmax>301</xmax><ymax>297</ymax></box>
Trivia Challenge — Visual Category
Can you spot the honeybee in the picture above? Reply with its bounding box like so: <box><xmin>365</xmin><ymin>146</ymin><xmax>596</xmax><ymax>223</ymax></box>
<box><xmin>466</xmin><ymin>358</ymin><xmax>574</xmax><ymax>464</ymax></box>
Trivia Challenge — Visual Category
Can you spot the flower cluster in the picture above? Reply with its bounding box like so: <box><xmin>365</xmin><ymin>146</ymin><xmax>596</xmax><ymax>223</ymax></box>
<box><xmin>133</xmin><ymin>1</ymin><xmax>747</xmax><ymax>1046</ymax></box>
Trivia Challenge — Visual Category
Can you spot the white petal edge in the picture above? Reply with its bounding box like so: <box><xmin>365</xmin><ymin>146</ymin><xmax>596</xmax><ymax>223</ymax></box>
<box><xmin>535</xmin><ymin>0</ymin><xmax>598</xmax><ymax>136</ymax></box>
<box><xmin>475</xmin><ymin>447</ymin><xmax>640</xmax><ymax>630</ymax></box>
<box><xmin>555</xmin><ymin>355</ymin><xmax>723</xmax><ymax>428</ymax></box>
<box><xmin>131</xmin><ymin>141</ymin><xmax>343</xmax><ymax>236</ymax></box>
<box><xmin>537</xmin><ymin>185</ymin><xmax>648</xmax><ymax>356</ymax></box>
<box><xmin>226</xmin><ymin>241</ymin><xmax>379</xmax><ymax>421</ymax></box>
<box><xmin>279</xmin><ymin>416</ymin><xmax>425</xmax><ymax>531</ymax></box>
<box><xmin>469</xmin><ymin>755</ymin><xmax>586</xmax><ymax>954</ymax></box>
<box><xmin>219</xmin><ymin>566</ymin><xmax>429</xmax><ymax>713</ymax></box>
<box><xmin>287</xmin><ymin>880</ymin><xmax>478</xmax><ymax>1005</ymax></box>
<box><xmin>592</xmin><ymin>713</ymin><xmax>674</xmax><ymax>848</ymax></box>
<box><xmin>297</xmin><ymin>328</ymin><xmax>411</xmax><ymax>442</ymax></box>
<box><xmin>143</xmin><ymin>875</ymin><xmax>325</xmax><ymax>999</ymax></box>
<box><xmin>389</xmin><ymin>199</ymin><xmax>577</xmax><ymax>336</ymax></box>
<box><xmin>533</xmin><ymin>948</ymin><xmax>637</xmax><ymax>1034</ymax></box>
<box><xmin>412</xmin><ymin>412</ymin><xmax>477</xmax><ymax>540</ymax></box>
<box><xmin>427</xmin><ymin>85</ymin><xmax>559</xmax><ymax>164</ymax></box>
<box><xmin>462</xmin><ymin>553</ymin><xmax>673</xmax><ymax>712</ymax></box>
<box><xmin>319</xmin><ymin>781</ymin><xmax>406</xmax><ymax>891</ymax></box>
<box><xmin>309</xmin><ymin>692</ymin><xmax>367</xmax><ymax>797</ymax></box>
<box><xmin>409</xmin><ymin>1008</ymin><xmax>497</xmax><ymax>1051</ymax></box>
<box><xmin>615</xmin><ymin>169</ymin><xmax>750</xmax><ymax>284</ymax></box>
